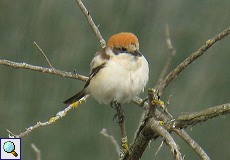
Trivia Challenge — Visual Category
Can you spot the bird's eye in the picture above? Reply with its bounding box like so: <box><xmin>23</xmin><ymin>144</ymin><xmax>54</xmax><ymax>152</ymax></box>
<box><xmin>121</xmin><ymin>47</ymin><xmax>127</xmax><ymax>52</ymax></box>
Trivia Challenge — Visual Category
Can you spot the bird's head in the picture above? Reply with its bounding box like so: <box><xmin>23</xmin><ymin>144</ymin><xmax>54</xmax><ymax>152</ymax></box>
<box><xmin>107</xmin><ymin>32</ymin><xmax>142</xmax><ymax>57</ymax></box>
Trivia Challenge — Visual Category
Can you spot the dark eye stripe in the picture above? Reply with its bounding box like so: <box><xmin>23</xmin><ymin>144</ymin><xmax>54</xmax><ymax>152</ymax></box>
<box><xmin>112</xmin><ymin>48</ymin><xmax>142</xmax><ymax>57</ymax></box>
<box><xmin>112</xmin><ymin>47</ymin><xmax>128</xmax><ymax>55</ymax></box>
<box><xmin>121</xmin><ymin>47</ymin><xmax>127</xmax><ymax>52</ymax></box>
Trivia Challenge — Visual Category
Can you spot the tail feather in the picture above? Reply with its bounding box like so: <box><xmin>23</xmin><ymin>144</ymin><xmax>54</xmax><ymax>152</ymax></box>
<box><xmin>63</xmin><ymin>89</ymin><xmax>86</xmax><ymax>104</ymax></box>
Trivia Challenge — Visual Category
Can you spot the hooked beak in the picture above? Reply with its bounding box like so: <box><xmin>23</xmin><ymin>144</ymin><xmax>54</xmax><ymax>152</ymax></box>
<box><xmin>132</xmin><ymin>50</ymin><xmax>142</xmax><ymax>57</ymax></box>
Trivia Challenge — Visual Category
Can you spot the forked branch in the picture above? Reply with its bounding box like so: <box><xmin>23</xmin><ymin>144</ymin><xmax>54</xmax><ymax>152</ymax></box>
<box><xmin>157</xmin><ymin>27</ymin><xmax>230</xmax><ymax>96</ymax></box>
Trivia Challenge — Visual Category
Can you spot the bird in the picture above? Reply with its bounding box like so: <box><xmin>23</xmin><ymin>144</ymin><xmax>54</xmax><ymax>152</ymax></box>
<box><xmin>63</xmin><ymin>32</ymin><xmax>149</xmax><ymax>106</ymax></box>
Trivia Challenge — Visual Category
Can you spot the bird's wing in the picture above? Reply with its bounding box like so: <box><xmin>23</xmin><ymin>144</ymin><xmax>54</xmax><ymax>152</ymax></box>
<box><xmin>90</xmin><ymin>48</ymin><xmax>110</xmax><ymax>72</ymax></box>
<box><xmin>83</xmin><ymin>48</ymin><xmax>110</xmax><ymax>89</ymax></box>
<box><xmin>63</xmin><ymin>49</ymin><xmax>110</xmax><ymax>104</ymax></box>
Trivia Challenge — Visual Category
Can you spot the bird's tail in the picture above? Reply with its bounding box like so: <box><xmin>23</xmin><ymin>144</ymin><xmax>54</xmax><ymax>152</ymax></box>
<box><xmin>63</xmin><ymin>89</ymin><xmax>86</xmax><ymax>104</ymax></box>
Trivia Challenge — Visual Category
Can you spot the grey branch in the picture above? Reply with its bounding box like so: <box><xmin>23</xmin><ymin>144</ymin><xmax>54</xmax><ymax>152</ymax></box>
<box><xmin>173</xmin><ymin>102</ymin><xmax>230</xmax><ymax>128</ymax></box>
<box><xmin>156</xmin><ymin>25</ymin><xmax>176</xmax><ymax>87</ymax></box>
<box><xmin>31</xmin><ymin>143</ymin><xmax>41</xmax><ymax>160</ymax></box>
<box><xmin>148</xmin><ymin>118</ymin><xmax>183</xmax><ymax>160</ymax></box>
<box><xmin>174</xmin><ymin>129</ymin><xmax>210</xmax><ymax>160</ymax></box>
<box><xmin>75</xmin><ymin>0</ymin><xmax>106</xmax><ymax>48</ymax></box>
<box><xmin>157</xmin><ymin>26</ymin><xmax>230</xmax><ymax>96</ymax></box>
<box><xmin>7</xmin><ymin>95</ymin><xmax>89</xmax><ymax>138</ymax></box>
<box><xmin>100</xmin><ymin>128</ymin><xmax>120</xmax><ymax>158</ymax></box>
<box><xmin>1</xmin><ymin>0</ymin><xmax>229</xmax><ymax>159</ymax></box>
<box><xmin>166</xmin><ymin>103</ymin><xmax>229</xmax><ymax>160</ymax></box>
<box><xmin>123</xmin><ymin>102</ymin><xmax>229</xmax><ymax>160</ymax></box>
<box><xmin>34</xmin><ymin>41</ymin><xmax>54</xmax><ymax>68</ymax></box>
<box><xmin>0</xmin><ymin>59</ymin><xmax>88</xmax><ymax>82</ymax></box>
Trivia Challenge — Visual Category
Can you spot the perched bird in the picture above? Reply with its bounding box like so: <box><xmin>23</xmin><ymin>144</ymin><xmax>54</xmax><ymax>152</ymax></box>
<box><xmin>63</xmin><ymin>32</ymin><xmax>149</xmax><ymax>105</ymax></box>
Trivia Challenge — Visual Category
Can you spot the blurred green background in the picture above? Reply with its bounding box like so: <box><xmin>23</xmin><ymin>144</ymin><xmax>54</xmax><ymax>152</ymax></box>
<box><xmin>0</xmin><ymin>0</ymin><xmax>229</xmax><ymax>159</ymax></box>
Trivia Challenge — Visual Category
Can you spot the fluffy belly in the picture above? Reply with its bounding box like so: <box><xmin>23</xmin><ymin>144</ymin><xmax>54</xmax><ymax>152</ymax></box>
<box><xmin>88</xmin><ymin>59</ymin><xmax>148</xmax><ymax>104</ymax></box>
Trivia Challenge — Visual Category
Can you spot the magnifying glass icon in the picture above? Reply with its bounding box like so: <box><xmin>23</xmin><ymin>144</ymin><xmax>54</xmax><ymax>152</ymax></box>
<box><xmin>3</xmin><ymin>141</ymin><xmax>18</xmax><ymax>157</ymax></box>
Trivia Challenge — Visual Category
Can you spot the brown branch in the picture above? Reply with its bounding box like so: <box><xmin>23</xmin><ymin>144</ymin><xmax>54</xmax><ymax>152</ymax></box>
<box><xmin>75</xmin><ymin>0</ymin><xmax>106</xmax><ymax>48</ymax></box>
<box><xmin>174</xmin><ymin>129</ymin><xmax>210</xmax><ymax>160</ymax></box>
<box><xmin>0</xmin><ymin>59</ymin><xmax>88</xmax><ymax>81</ymax></box>
<box><xmin>157</xmin><ymin>26</ymin><xmax>230</xmax><ymax>97</ymax></box>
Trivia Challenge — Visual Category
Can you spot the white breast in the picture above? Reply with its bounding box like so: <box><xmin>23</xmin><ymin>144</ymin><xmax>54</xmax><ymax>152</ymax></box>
<box><xmin>88</xmin><ymin>52</ymin><xmax>149</xmax><ymax>104</ymax></box>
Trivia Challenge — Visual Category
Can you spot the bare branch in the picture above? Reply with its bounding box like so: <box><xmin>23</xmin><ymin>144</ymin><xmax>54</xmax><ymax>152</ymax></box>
<box><xmin>100</xmin><ymin>128</ymin><xmax>120</xmax><ymax>158</ymax></box>
<box><xmin>129</xmin><ymin>27</ymin><xmax>230</xmax><ymax>159</ymax></box>
<box><xmin>31</xmin><ymin>143</ymin><xmax>41</xmax><ymax>160</ymax></box>
<box><xmin>6</xmin><ymin>129</ymin><xmax>17</xmax><ymax>138</ymax></box>
<box><xmin>113</xmin><ymin>103</ymin><xmax>129</xmax><ymax>156</ymax></box>
<box><xmin>75</xmin><ymin>0</ymin><xmax>106</xmax><ymax>48</ymax></box>
<box><xmin>157</xmin><ymin>26</ymin><xmax>230</xmax><ymax>96</ymax></box>
<box><xmin>173</xmin><ymin>102</ymin><xmax>230</xmax><ymax>128</ymax></box>
<box><xmin>123</xmin><ymin>117</ymin><xmax>183</xmax><ymax>160</ymax></box>
<box><xmin>124</xmin><ymin>102</ymin><xmax>230</xmax><ymax>159</ymax></box>
<box><xmin>156</xmin><ymin>25</ymin><xmax>176</xmax><ymax>87</ymax></box>
<box><xmin>0</xmin><ymin>59</ymin><xmax>88</xmax><ymax>81</ymax></box>
<box><xmin>155</xmin><ymin>140</ymin><xmax>164</xmax><ymax>155</ymax></box>
<box><xmin>165</xmin><ymin>25</ymin><xmax>176</xmax><ymax>56</ymax></box>
<box><xmin>1</xmin><ymin>0</ymin><xmax>229</xmax><ymax>158</ymax></box>
<box><xmin>10</xmin><ymin>95</ymin><xmax>89</xmax><ymax>138</ymax></box>
<box><xmin>122</xmin><ymin>124</ymin><xmax>152</xmax><ymax>160</ymax></box>
<box><xmin>156</xmin><ymin>106</ymin><xmax>210</xmax><ymax>160</ymax></box>
<box><xmin>34</xmin><ymin>41</ymin><xmax>54</xmax><ymax>68</ymax></box>
<box><xmin>132</xmin><ymin>97</ymin><xmax>149</xmax><ymax>110</ymax></box>
<box><xmin>174</xmin><ymin>129</ymin><xmax>210</xmax><ymax>160</ymax></box>
<box><xmin>148</xmin><ymin>118</ymin><xmax>183</xmax><ymax>160</ymax></box>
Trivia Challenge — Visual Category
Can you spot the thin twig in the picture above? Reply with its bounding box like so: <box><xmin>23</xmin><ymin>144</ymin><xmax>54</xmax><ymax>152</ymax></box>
<box><xmin>0</xmin><ymin>59</ymin><xmax>88</xmax><ymax>81</ymax></box>
<box><xmin>8</xmin><ymin>95</ymin><xmax>89</xmax><ymax>138</ymax></box>
<box><xmin>157</xmin><ymin>26</ymin><xmax>230</xmax><ymax>97</ymax></box>
<box><xmin>7</xmin><ymin>129</ymin><xmax>17</xmax><ymax>138</ymax></box>
<box><xmin>174</xmin><ymin>129</ymin><xmax>210</xmax><ymax>160</ymax></box>
<box><xmin>155</xmin><ymin>140</ymin><xmax>164</xmax><ymax>155</ymax></box>
<box><xmin>133</xmin><ymin>109</ymin><xmax>147</xmax><ymax>141</ymax></box>
<box><xmin>31</xmin><ymin>143</ymin><xmax>41</xmax><ymax>160</ymax></box>
<box><xmin>75</xmin><ymin>0</ymin><xmax>106</xmax><ymax>48</ymax></box>
<box><xmin>165</xmin><ymin>25</ymin><xmax>176</xmax><ymax>56</ymax></box>
<box><xmin>156</xmin><ymin>25</ymin><xmax>176</xmax><ymax>87</ymax></box>
<box><xmin>34</xmin><ymin>41</ymin><xmax>54</xmax><ymax>68</ymax></box>
<box><xmin>100</xmin><ymin>128</ymin><xmax>120</xmax><ymax>158</ymax></box>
